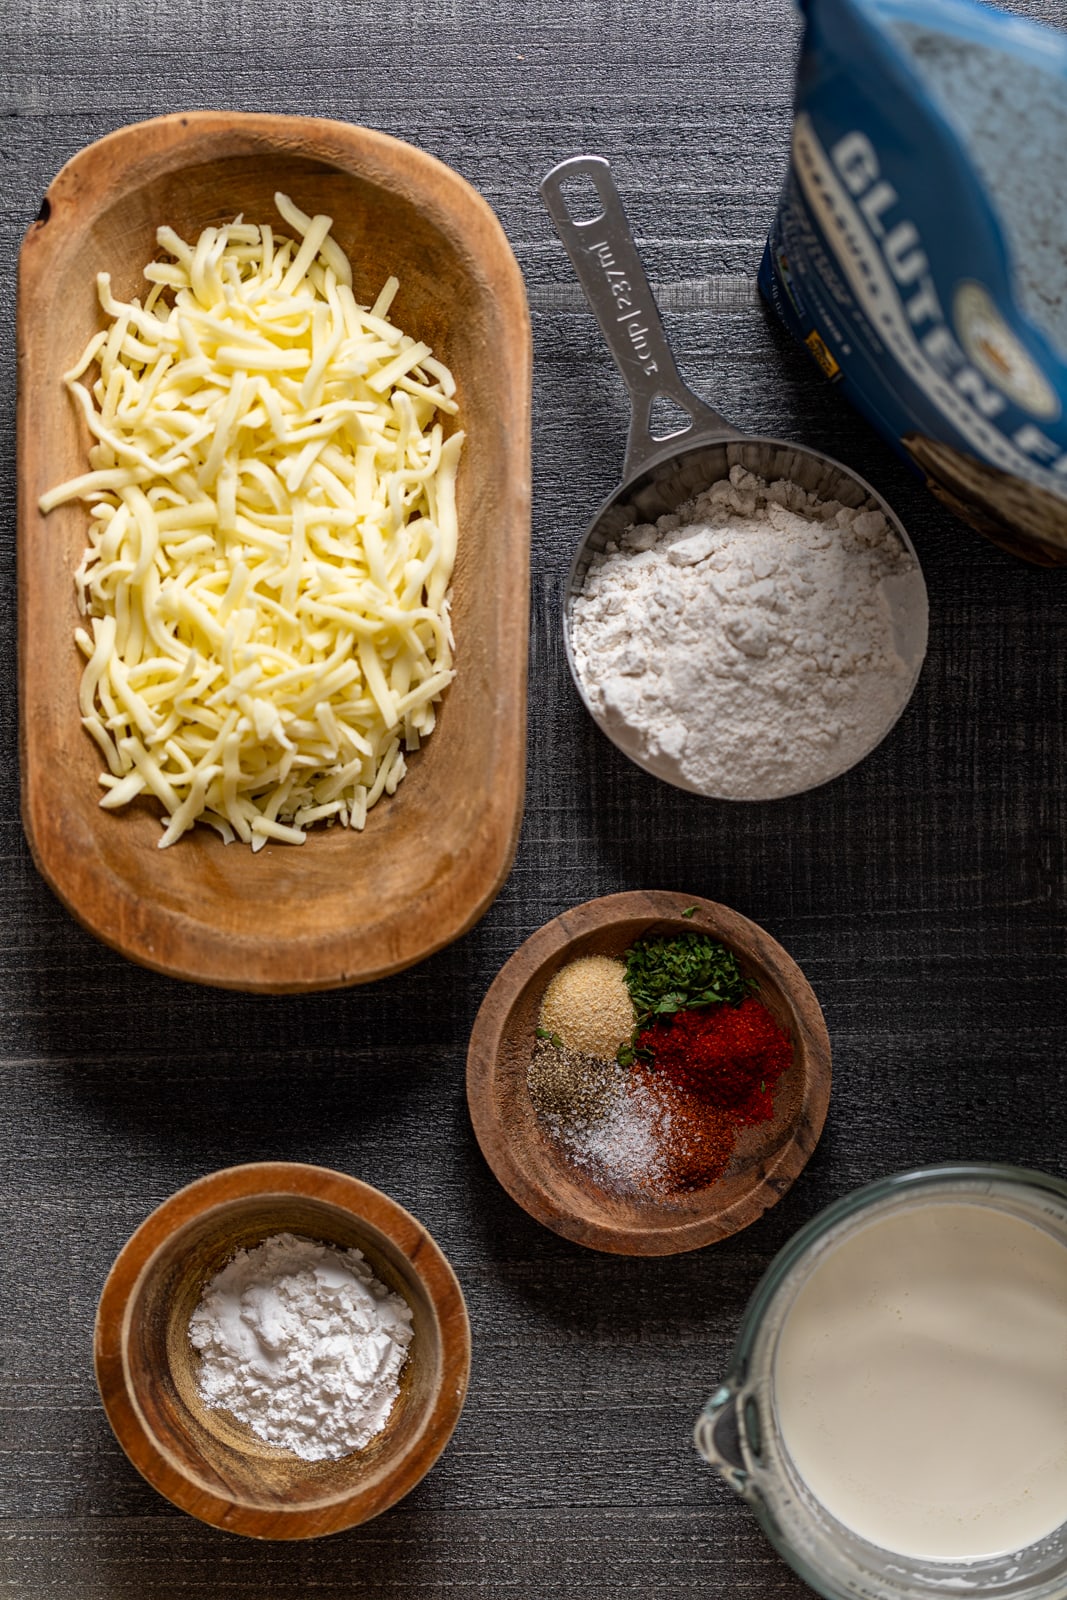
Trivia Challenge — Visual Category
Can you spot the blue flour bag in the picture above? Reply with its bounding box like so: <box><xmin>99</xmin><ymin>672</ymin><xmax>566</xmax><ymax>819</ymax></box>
<box><xmin>760</xmin><ymin>0</ymin><xmax>1067</xmax><ymax>563</ymax></box>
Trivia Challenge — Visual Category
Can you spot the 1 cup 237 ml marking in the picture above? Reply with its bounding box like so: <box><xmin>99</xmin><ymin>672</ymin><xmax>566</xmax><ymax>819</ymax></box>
<box><xmin>586</xmin><ymin>239</ymin><xmax>659</xmax><ymax>375</ymax></box>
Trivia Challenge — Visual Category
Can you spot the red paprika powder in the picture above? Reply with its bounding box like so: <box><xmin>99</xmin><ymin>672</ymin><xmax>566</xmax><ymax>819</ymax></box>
<box><xmin>637</xmin><ymin>997</ymin><xmax>791</xmax><ymax>1107</ymax></box>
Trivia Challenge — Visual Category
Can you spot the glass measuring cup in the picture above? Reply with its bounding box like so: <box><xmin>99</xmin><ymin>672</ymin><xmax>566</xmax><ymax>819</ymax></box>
<box><xmin>694</xmin><ymin>1164</ymin><xmax>1067</xmax><ymax>1600</ymax></box>
<box><xmin>539</xmin><ymin>155</ymin><xmax>929</xmax><ymax>800</ymax></box>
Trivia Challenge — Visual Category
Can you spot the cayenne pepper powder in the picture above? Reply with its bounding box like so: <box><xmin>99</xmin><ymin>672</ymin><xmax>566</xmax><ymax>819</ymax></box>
<box><xmin>628</xmin><ymin>1066</ymin><xmax>737</xmax><ymax>1191</ymax></box>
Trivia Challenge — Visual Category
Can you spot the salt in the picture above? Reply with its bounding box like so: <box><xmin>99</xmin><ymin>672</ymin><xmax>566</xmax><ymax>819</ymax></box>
<box><xmin>527</xmin><ymin>1037</ymin><xmax>672</xmax><ymax>1196</ymax></box>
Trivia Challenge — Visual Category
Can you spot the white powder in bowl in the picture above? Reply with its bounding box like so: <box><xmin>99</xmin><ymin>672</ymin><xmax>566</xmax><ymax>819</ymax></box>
<box><xmin>569</xmin><ymin>465</ymin><xmax>921</xmax><ymax>800</ymax></box>
<box><xmin>188</xmin><ymin>1231</ymin><xmax>414</xmax><ymax>1461</ymax></box>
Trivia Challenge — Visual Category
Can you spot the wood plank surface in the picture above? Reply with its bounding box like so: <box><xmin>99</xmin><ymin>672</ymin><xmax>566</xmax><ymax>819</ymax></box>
<box><xmin>2</xmin><ymin>0</ymin><xmax>1066</xmax><ymax>1593</ymax></box>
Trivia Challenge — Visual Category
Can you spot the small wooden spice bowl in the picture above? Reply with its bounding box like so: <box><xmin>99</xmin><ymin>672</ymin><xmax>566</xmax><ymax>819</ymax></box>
<box><xmin>467</xmin><ymin>891</ymin><xmax>831</xmax><ymax>1255</ymax></box>
<box><xmin>18</xmin><ymin>111</ymin><xmax>530</xmax><ymax>991</ymax></box>
<box><xmin>94</xmin><ymin>1162</ymin><xmax>471</xmax><ymax>1539</ymax></box>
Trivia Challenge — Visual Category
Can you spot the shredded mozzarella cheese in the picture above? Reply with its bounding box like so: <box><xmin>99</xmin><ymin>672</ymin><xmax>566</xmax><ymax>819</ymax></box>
<box><xmin>41</xmin><ymin>194</ymin><xmax>462</xmax><ymax>850</ymax></box>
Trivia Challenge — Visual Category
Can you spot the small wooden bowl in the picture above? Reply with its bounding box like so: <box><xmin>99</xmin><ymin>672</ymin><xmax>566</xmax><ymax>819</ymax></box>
<box><xmin>94</xmin><ymin>1162</ymin><xmax>471</xmax><ymax>1539</ymax></box>
<box><xmin>467</xmin><ymin>891</ymin><xmax>831</xmax><ymax>1255</ymax></box>
<box><xmin>17</xmin><ymin>112</ymin><xmax>530</xmax><ymax>991</ymax></box>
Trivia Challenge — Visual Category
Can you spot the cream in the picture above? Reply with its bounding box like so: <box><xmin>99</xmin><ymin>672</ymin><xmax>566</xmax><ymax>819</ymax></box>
<box><xmin>774</xmin><ymin>1201</ymin><xmax>1067</xmax><ymax>1561</ymax></box>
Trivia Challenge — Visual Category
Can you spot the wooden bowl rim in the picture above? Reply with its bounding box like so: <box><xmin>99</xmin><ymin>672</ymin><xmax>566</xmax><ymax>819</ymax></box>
<box><xmin>93</xmin><ymin>1161</ymin><xmax>472</xmax><ymax>1538</ymax></box>
<box><xmin>18</xmin><ymin>111</ymin><xmax>531</xmax><ymax>993</ymax></box>
<box><xmin>33</xmin><ymin>110</ymin><xmax>516</xmax><ymax>230</ymax></box>
<box><xmin>466</xmin><ymin>891</ymin><xmax>832</xmax><ymax>1255</ymax></box>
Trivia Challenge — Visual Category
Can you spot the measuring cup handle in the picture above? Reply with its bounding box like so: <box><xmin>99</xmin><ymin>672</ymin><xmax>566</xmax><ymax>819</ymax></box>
<box><xmin>540</xmin><ymin>155</ymin><xmax>740</xmax><ymax>480</ymax></box>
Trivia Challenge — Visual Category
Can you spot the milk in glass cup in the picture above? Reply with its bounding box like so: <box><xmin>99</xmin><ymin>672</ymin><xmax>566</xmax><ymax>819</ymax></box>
<box><xmin>694</xmin><ymin>1165</ymin><xmax>1067</xmax><ymax>1600</ymax></box>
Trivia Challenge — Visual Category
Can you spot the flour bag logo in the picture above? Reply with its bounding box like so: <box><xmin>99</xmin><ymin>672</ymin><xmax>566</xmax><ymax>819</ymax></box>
<box><xmin>761</xmin><ymin>0</ymin><xmax>1067</xmax><ymax>564</ymax></box>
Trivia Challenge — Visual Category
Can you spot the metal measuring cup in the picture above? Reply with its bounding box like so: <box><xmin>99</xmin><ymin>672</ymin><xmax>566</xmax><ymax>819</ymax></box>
<box><xmin>539</xmin><ymin>155</ymin><xmax>929</xmax><ymax>800</ymax></box>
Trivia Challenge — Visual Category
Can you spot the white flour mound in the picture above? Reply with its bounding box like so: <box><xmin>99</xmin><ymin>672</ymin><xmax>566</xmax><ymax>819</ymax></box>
<box><xmin>569</xmin><ymin>465</ymin><xmax>919</xmax><ymax>800</ymax></box>
<box><xmin>188</xmin><ymin>1231</ymin><xmax>414</xmax><ymax>1461</ymax></box>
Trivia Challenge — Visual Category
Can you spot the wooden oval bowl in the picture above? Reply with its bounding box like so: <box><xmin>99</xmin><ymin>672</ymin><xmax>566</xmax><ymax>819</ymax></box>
<box><xmin>467</xmin><ymin>891</ymin><xmax>831</xmax><ymax>1255</ymax></box>
<box><xmin>94</xmin><ymin>1162</ymin><xmax>471</xmax><ymax>1539</ymax></box>
<box><xmin>17</xmin><ymin>112</ymin><xmax>530</xmax><ymax>991</ymax></box>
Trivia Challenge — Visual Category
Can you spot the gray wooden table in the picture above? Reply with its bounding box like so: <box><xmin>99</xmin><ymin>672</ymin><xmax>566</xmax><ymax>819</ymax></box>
<box><xmin>2</xmin><ymin>1</ymin><xmax>1065</xmax><ymax>1595</ymax></box>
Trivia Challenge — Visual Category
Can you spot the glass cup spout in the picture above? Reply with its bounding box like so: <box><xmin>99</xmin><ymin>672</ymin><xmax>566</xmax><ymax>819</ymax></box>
<box><xmin>694</xmin><ymin>1380</ymin><xmax>751</xmax><ymax>1499</ymax></box>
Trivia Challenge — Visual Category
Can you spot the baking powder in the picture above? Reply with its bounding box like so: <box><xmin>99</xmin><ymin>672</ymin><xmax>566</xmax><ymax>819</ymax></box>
<box><xmin>569</xmin><ymin>465</ymin><xmax>919</xmax><ymax>799</ymax></box>
<box><xmin>188</xmin><ymin>1231</ymin><xmax>413</xmax><ymax>1460</ymax></box>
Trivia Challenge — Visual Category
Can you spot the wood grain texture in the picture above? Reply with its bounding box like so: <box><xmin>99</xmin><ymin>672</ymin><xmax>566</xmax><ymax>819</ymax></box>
<box><xmin>17</xmin><ymin>112</ymin><xmax>531</xmax><ymax>992</ymax></box>
<box><xmin>1</xmin><ymin>0</ymin><xmax>1066</xmax><ymax>1594</ymax></box>
<box><xmin>93</xmin><ymin>1163</ymin><xmax>471</xmax><ymax>1538</ymax></box>
<box><xmin>467</xmin><ymin>891</ymin><xmax>830</xmax><ymax>1253</ymax></box>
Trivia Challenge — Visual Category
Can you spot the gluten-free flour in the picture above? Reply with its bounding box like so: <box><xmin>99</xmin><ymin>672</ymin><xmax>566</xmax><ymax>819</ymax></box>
<box><xmin>896</xmin><ymin>26</ymin><xmax>1067</xmax><ymax>361</ymax></box>
<box><xmin>569</xmin><ymin>466</ymin><xmax>919</xmax><ymax>799</ymax></box>
<box><xmin>188</xmin><ymin>1232</ymin><xmax>413</xmax><ymax>1460</ymax></box>
<box><xmin>760</xmin><ymin>0</ymin><xmax>1067</xmax><ymax>562</ymax></box>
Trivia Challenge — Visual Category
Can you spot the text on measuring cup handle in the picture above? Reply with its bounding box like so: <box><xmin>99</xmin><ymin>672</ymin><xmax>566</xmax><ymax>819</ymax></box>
<box><xmin>585</xmin><ymin>238</ymin><xmax>659</xmax><ymax>376</ymax></box>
